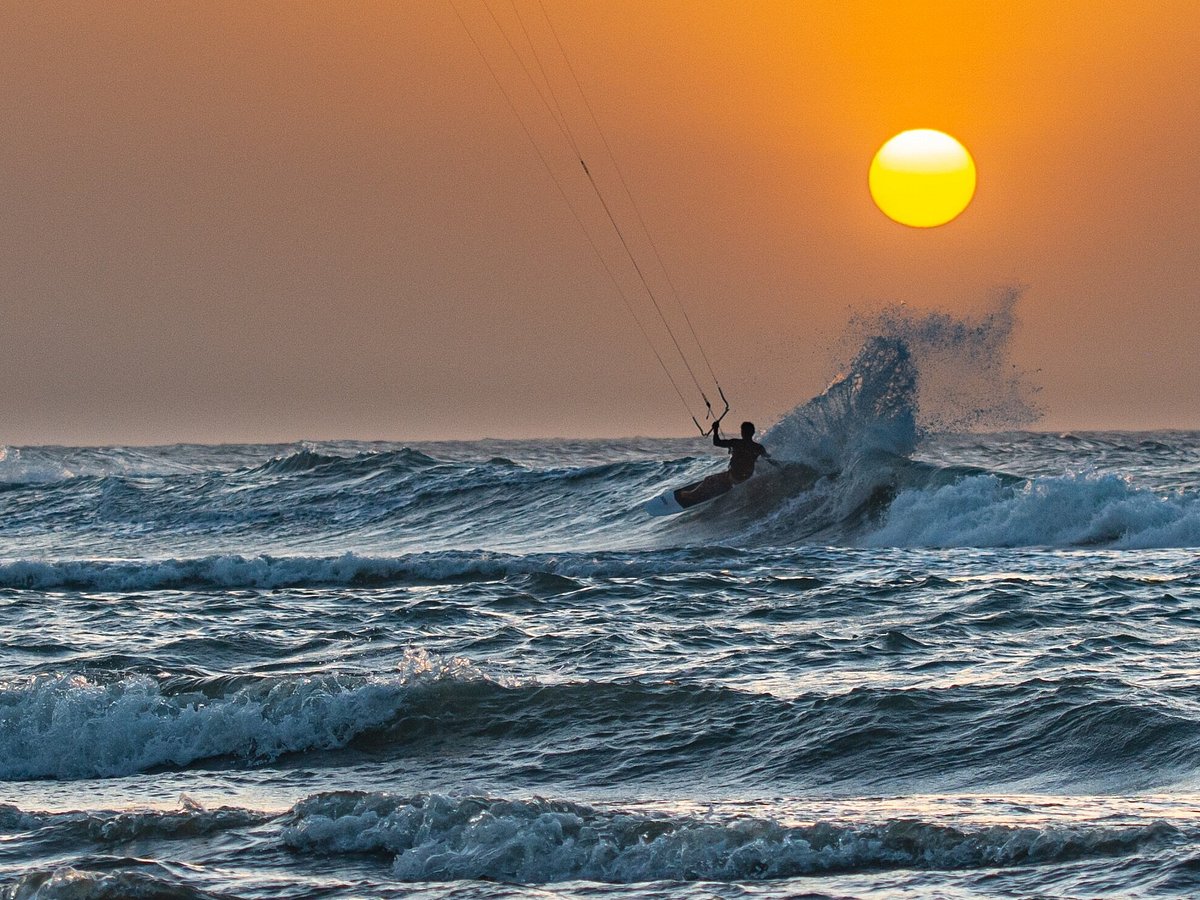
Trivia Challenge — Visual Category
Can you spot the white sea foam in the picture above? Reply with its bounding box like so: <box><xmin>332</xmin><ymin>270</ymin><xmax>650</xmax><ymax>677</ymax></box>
<box><xmin>280</xmin><ymin>791</ymin><xmax>1177</xmax><ymax>883</ymax></box>
<box><xmin>0</xmin><ymin>446</ymin><xmax>73</xmax><ymax>485</ymax></box>
<box><xmin>0</xmin><ymin>793</ymin><xmax>1180</xmax><ymax>889</ymax></box>
<box><xmin>0</xmin><ymin>444</ymin><xmax>207</xmax><ymax>485</ymax></box>
<box><xmin>0</xmin><ymin>651</ymin><xmax>484</xmax><ymax>780</ymax></box>
<box><xmin>864</xmin><ymin>472</ymin><xmax>1200</xmax><ymax>548</ymax></box>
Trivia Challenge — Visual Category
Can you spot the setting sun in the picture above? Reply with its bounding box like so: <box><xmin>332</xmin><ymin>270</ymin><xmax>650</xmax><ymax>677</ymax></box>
<box><xmin>869</xmin><ymin>129</ymin><xmax>976</xmax><ymax>228</ymax></box>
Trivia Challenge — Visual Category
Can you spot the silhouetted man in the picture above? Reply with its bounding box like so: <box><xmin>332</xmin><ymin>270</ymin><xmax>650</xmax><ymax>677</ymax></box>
<box><xmin>715</xmin><ymin>421</ymin><xmax>769</xmax><ymax>484</ymax></box>
<box><xmin>676</xmin><ymin>421</ymin><xmax>769</xmax><ymax>506</ymax></box>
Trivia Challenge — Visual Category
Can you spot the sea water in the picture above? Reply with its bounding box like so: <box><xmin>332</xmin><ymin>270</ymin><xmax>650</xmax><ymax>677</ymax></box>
<box><xmin>4</xmin><ymin>326</ymin><xmax>1200</xmax><ymax>897</ymax></box>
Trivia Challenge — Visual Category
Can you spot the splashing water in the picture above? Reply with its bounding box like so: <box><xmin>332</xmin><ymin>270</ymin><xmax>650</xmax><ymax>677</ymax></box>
<box><xmin>766</xmin><ymin>286</ymin><xmax>1039</xmax><ymax>471</ymax></box>
<box><xmin>764</xmin><ymin>335</ymin><xmax>919</xmax><ymax>471</ymax></box>
<box><xmin>844</xmin><ymin>285</ymin><xmax>1041</xmax><ymax>433</ymax></box>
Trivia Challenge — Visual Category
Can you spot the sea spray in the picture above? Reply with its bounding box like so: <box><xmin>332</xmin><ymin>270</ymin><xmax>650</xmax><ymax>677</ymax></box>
<box><xmin>766</xmin><ymin>286</ymin><xmax>1039</xmax><ymax>471</ymax></box>
<box><xmin>843</xmin><ymin>285</ymin><xmax>1041</xmax><ymax>433</ymax></box>
<box><xmin>764</xmin><ymin>335</ymin><xmax>919</xmax><ymax>470</ymax></box>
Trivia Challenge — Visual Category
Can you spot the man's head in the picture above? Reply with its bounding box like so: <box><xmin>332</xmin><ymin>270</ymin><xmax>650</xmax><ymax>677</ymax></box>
<box><xmin>741</xmin><ymin>421</ymin><xmax>755</xmax><ymax>439</ymax></box>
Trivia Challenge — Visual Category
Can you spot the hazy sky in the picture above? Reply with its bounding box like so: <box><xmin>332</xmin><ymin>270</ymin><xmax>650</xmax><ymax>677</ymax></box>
<box><xmin>3</xmin><ymin>1</ymin><xmax>1198</xmax><ymax>444</ymax></box>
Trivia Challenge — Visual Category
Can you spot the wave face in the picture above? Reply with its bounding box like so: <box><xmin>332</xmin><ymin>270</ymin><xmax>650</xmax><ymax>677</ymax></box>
<box><xmin>8</xmin><ymin>650</ymin><xmax>1200</xmax><ymax>793</ymax></box>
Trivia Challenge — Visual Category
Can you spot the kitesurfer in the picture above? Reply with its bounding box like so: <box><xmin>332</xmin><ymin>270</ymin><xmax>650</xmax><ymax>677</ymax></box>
<box><xmin>675</xmin><ymin>421</ymin><xmax>769</xmax><ymax>506</ymax></box>
<box><xmin>715</xmin><ymin>421</ymin><xmax>770</xmax><ymax>483</ymax></box>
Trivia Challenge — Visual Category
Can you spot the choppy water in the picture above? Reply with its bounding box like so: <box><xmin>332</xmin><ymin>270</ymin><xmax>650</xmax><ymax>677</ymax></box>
<box><xmin>5</xmin><ymin>334</ymin><xmax>1200</xmax><ymax>897</ymax></box>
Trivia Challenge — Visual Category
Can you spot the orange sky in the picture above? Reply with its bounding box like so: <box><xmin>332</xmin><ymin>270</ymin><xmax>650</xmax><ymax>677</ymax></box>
<box><xmin>2</xmin><ymin>1</ymin><xmax>1198</xmax><ymax>443</ymax></box>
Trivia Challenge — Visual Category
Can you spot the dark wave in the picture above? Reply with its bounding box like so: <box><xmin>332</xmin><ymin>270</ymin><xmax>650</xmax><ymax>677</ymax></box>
<box><xmin>0</xmin><ymin>548</ymin><xmax>727</xmax><ymax>592</ymax></box>
<box><xmin>247</xmin><ymin>447</ymin><xmax>442</xmax><ymax>477</ymax></box>
<box><xmin>6</xmin><ymin>662</ymin><xmax>1200</xmax><ymax>792</ymax></box>
<box><xmin>0</xmin><ymin>863</ymin><xmax>222</xmax><ymax>900</ymax></box>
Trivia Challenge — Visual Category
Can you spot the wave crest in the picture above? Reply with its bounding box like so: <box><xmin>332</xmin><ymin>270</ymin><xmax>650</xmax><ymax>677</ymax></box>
<box><xmin>0</xmin><ymin>549</ymin><xmax>714</xmax><ymax>592</ymax></box>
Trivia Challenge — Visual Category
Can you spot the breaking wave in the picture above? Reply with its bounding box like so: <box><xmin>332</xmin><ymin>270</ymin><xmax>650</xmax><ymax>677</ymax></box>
<box><xmin>867</xmin><ymin>471</ymin><xmax>1200</xmax><ymax>548</ymax></box>
<box><xmin>694</xmin><ymin>291</ymin><xmax>1200</xmax><ymax>548</ymax></box>
<box><xmin>0</xmin><ymin>792</ymin><xmax>1183</xmax><ymax>891</ymax></box>
<box><xmin>280</xmin><ymin>791</ymin><xmax>1178</xmax><ymax>883</ymax></box>
<box><xmin>0</xmin><ymin>651</ymin><xmax>488</xmax><ymax>780</ymax></box>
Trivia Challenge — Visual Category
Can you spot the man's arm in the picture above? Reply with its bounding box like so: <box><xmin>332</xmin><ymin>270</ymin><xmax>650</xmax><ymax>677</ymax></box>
<box><xmin>713</xmin><ymin>427</ymin><xmax>735</xmax><ymax>448</ymax></box>
<box><xmin>758</xmin><ymin>443</ymin><xmax>780</xmax><ymax>468</ymax></box>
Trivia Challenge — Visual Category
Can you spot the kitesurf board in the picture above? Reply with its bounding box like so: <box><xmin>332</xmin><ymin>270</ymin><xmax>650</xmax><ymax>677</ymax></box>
<box><xmin>643</xmin><ymin>474</ymin><xmax>731</xmax><ymax>517</ymax></box>
<box><xmin>643</xmin><ymin>487</ymin><xmax>686</xmax><ymax>517</ymax></box>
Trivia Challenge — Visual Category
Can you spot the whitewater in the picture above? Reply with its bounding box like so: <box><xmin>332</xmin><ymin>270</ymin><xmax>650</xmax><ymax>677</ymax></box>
<box><xmin>5</xmin><ymin>311</ymin><xmax>1200</xmax><ymax>897</ymax></box>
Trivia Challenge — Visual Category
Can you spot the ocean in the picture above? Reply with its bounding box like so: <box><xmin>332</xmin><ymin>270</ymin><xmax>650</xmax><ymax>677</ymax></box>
<box><xmin>4</xmin><ymin>332</ymin><xmax>1200</xmax><ymax>898</ymax></box>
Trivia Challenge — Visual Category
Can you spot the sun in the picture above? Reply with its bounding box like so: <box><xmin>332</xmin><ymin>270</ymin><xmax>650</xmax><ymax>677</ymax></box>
<box><xmin>869</xmin><ymin>130</ymin><xmax>976</xmax><ymax>228</ymax></box>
